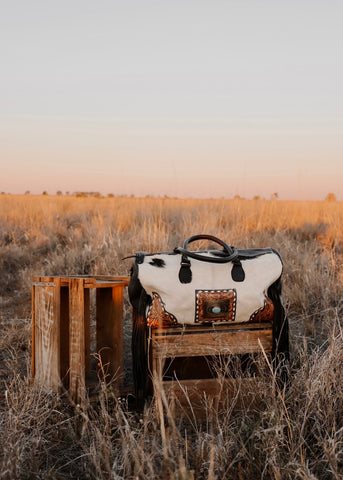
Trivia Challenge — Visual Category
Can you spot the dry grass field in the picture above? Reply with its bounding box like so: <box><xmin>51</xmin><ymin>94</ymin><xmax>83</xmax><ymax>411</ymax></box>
<box><xmin>1</xmin><ymin>194</ymin><xmax>343</xmax><ymax>479</ymax></box>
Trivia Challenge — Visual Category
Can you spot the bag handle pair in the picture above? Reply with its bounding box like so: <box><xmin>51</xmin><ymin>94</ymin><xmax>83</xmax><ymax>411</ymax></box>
<box><xmin>174</xmin><ymin>235</ymin><xmax>245</xmax><ymax>283</ymax></box>
<box><xmin>174</xmin><ymin>234</ymin><xmax>238</xmax><ymax>263</ymax></box>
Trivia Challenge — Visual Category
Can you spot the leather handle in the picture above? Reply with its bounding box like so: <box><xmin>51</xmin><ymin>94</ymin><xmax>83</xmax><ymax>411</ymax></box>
<box><xmin>175</xmin><ymin>234</ymin><xmax>238</xmax><ymax>264</ymax></box>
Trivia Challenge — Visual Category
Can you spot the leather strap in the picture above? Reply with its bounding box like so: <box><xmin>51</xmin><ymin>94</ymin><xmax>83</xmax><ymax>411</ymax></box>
<box><xmin>179</xmin><ymin>255</ymin><xmax>192</xmax><ymax>284</ymax></box>
<box><xmin>231</xmin><ymin>258</ymin><xmax>245</xmax><ymax>282</ymax></box>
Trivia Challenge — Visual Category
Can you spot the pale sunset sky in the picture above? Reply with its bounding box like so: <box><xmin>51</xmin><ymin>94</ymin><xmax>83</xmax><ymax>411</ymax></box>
<box><xmin>1</xmin><ymin>0</ymin><xmax>342</xmax><ymax>199</ymax></box>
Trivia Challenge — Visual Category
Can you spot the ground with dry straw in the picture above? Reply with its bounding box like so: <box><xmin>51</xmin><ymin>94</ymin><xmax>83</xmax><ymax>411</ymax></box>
<box><xmin>1</xmin><ymin>195</ymin><xmax>343</xmax><ymax>479</ymax></box>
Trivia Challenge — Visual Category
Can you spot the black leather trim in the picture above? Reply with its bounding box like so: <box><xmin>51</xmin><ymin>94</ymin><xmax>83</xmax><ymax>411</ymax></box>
<box><xmin>231</xmin><ymin>259</ymin><xmax>245</xmax><ymax>282</ymax></box>
<box><xmin>126</xmin><ymin>247</ymin><xmax>280</xmax><ymax>262</ymax></box>
<box><xmin>179</xmin><ymin>256</ymin><xmax>192</xmax><ymax>283</ymax></box>
<box><xmin>135</xmin><ymin>252</ymin><xmax>146</xmax><ymax>264</ymax></box>
<box><xmin>236</xmin><ymin>248</ymin><xmax>274</xmax><ymax>259</ymax></box>
<box><xmin>268</xmin><ymin>277</ymin><xmax>289</xmax><ymax>384</ymax></box>
<box><xmin>129</xmin><ymin>262</ymin><xmax>151</xmax><ymax>402</ymax></box>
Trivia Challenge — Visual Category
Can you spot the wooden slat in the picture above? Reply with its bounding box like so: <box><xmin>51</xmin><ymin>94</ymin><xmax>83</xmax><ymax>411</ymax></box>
<box><xmin>151</xmin><ymin>327</ymin><xmax>273</xmax><ymax>358</ymax></box>
<box><xmin>33</xmin><ymin>278</ymin><xmax>61</xmax><ymax>390</ymax></box>
<box><xmin>31</xmin><ymin>276</ymin><xmax>42</xmax><ymax>283</ymax></box>
<box><xmin>61</xmin><ymin>277</ymin><xmax>96</xmax><ymax>287</ymax></box>
<box><xmin>69</xmin><ymin>278</ymin><xmax>86</xmax><ymax>403</ymax></box>
<box><xmin>84</xmin><ymin>288</ymin><xmax>90</xmax><ymax>378</ymax></box>
<box><xmin>152</xmin><ymin>321</ymin><xmax>272</xmax><ymax>336</ymax></box>
<box><xmin>161</xmin><ymin>377</ymin><xmax>264</xmax><ymax>416</ymax></box>
<box><xmin>92</xmin><ymin>275</ymin><xmax>130</xmax><ymax>282</ymax></box>
<box><xmin>96</xmin><ymin>287</ymin><xmax>124</xmax><ymax>386</ymax></box>
<box><xmin>31</xmin><ymin>281</ymin><xmax>36</xmax><ymax>380</ymax></box>
<box><xmin>34</xmin><ymin>275</ymin><xmax>129</xmax><ymax>288</ymax></box>
<box><xmin>59</xmin><ymin>286</ymin><xmax>69</xmax><ymax>386</ymax></box>
<box><xmin>86</xmin><ymin>281</ymin><xmax>129</xmax><ymax>289</ymax></box>
<box><xmin>163</xmin><ymin>377</ymin><xmax>259</xmax><ymax>396</ymax></box>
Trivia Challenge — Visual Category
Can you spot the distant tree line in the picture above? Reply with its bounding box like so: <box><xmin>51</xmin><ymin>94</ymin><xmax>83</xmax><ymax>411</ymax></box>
<box><xmin>2</xmin><ymin>191</ymin><xmax>339</xmax><ymax>201</ymax></box>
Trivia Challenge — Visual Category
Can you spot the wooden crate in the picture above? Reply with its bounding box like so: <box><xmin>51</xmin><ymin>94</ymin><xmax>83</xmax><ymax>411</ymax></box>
<box><xmin>148</xmin><ymin>322</ymin><xmax>273</xmax><ymax>412</ymax></box>
<box><xmin>32</xmin><ymin>276</ymin><xmax>129</xmax><ymax>403</ymax></box>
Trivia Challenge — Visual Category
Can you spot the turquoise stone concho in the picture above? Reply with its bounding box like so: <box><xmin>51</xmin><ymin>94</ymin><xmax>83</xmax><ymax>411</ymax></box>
<box><xmin>211</xmin><ymin>306</ymin><xmax>221</xmax><ymax>314</ymax></box>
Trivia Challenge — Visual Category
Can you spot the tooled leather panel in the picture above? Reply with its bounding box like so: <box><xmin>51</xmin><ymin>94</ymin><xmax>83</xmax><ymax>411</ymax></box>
<box><xmin>249</xmin><ymin>296</ymin><xmax>274</xmax><ymax>323</ymax></box>
<box><xmin>147</xmin><ymin>292</ymin><xmax>178</xmax><ymax>328</ymax></box>
<box><xmin>195</xmin><ymin>289</ymin><xmax>236</xmax><ymax>323</ymax></box>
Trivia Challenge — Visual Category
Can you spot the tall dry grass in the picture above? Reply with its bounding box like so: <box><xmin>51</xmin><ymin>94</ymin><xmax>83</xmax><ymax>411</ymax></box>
<box><xmin>1</xmin><ymin>194</ymin><xmax>343</xmax><ymax>478</ymax></box>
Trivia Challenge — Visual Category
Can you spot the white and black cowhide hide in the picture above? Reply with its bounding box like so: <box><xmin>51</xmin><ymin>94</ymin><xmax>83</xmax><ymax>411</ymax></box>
<box><xmin>135</xmin><ymin>249</ymin><xmax>282</xmax><ymax>326</ymax></box>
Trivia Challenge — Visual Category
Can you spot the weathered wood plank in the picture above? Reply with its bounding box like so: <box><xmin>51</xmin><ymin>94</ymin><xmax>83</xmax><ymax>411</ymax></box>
<box><xmin>84</xmin><ymin>288</ymin><xmax>90</xmax><ymax>378</ymax></box>
<box><xmin>69</xmin><ymin>278</ymin><xmax>86</xmax><ymax>403</ymax></box>
<box><xmin>33</xmin><ymin>278</ymin><xmax>61</xmax><ymax>390</ymax></box>
<box><xmin>151</xmin><ymin>327</ymin><xmax>273</xmax><ymax>358</ymax></box>
<box><xmin>92</xmin><ymin>275</ymin><xmax>130</xmax><ymax>282</ymax></box>
<box><xmin>96</xmin><ymin>286</ymin><xmax>124</xmax><ymax>385</ymax></box>
<box><xmin>162</xmin><ymin>377</ymin><xmax>265</xmax><ymax>416</ymax></box>
<box><xmin>31</xmin><ymin>281</ymin><xmax>36</xmax><ymax>380</ymax></box>
<box><xmin>87</xmin><ymin>281</ymin><xmax>128</xmax><ymax>288</ymax></box>
<box><xmin>33</xmin><ymin>276</ymin><xmax>129</xmax><ymax>288</ymax></box>
<box><xmin>152</xmin><ymin>321</ymin><xmax>272</xmax><ymax>335</ymax></box>
<box><xmin>59</xmin><ymin>286</ymin><xmax>69</xmax><ymax>387</ymax></box>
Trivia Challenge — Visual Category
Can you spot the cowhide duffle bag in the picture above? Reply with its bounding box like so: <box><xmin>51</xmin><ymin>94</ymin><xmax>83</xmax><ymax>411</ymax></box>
<box><xmin>127</xmin><ymin>234</ymin><xmax>289</xmax><ymax>396</ymax></box>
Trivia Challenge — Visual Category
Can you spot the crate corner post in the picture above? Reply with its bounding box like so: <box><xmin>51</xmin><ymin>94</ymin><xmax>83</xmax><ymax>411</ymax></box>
<box><xmin>31</xmin><ymin>277</ymin><xmax>62</xmax><ymax>392</ymax></box>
